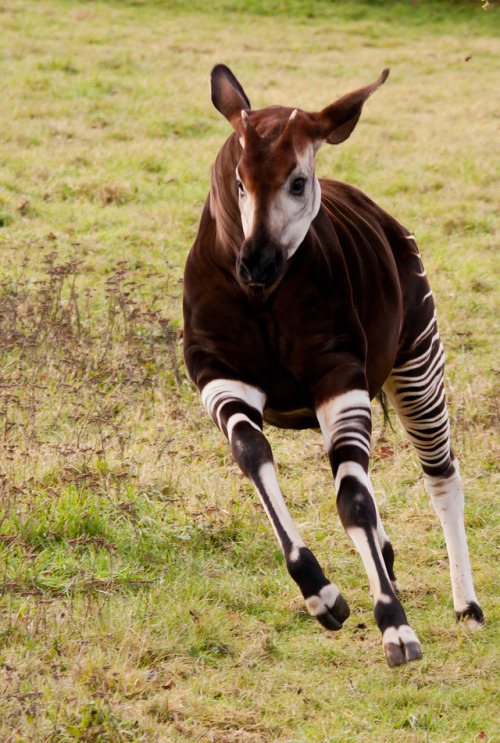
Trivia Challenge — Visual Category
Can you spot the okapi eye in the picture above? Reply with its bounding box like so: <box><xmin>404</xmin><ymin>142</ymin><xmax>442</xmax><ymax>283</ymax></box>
<box><xmin>291</xmin><ymin>177</ymin><xmax>306</xmax><ymax>196</ymax></box>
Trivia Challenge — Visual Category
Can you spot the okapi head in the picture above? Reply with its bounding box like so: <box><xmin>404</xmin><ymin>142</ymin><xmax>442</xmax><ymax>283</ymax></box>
<box><xmin>210</xmin><ymin>64</ymin><xmax>389</xmax><ymax>293</ymax></box>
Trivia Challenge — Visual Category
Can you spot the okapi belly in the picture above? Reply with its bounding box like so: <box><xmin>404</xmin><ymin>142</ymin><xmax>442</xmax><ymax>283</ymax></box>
<box><xmin>263</xmin><ymin>406</ymin><xmax>319</xmax><ymax>430</ymax></box>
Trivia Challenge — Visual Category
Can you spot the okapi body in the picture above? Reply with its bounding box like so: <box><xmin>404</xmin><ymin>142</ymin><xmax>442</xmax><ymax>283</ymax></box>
<box><xmin>182</xmin><ymin>65</ymin><xmax>484</xmax><ymax>666</ymax></box>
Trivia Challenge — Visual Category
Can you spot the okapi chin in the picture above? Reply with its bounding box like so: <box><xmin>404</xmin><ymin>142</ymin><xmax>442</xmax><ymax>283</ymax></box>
<box><xmin>182</xmin><ymin>64</ymin><xmax>484</xmax><ymax>667</ymax></box>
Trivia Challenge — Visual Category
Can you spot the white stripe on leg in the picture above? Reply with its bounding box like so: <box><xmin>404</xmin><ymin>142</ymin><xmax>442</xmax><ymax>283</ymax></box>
<box><xmin>256</xmin><ymin>461</ymin><xmax>306</xmax><ymax>560</ymax></box>
<box><xmin>346</xmin><ymin>526</ymin><xmax>393</xmax><ymax>605</ymax></box>
<box><xmin>201</xmin><ymin>378</ymin><xmax>266</xmax><ymax>427</ymax></box>
<box><xmin>316</xmin><ymin>389</ymin><xmax>371</xmax><ymax>458</ymax></box>
<box><xmin>424</xmin><ymin>461</ymin><xmax>480</xmax><ymax>619</ymax></box>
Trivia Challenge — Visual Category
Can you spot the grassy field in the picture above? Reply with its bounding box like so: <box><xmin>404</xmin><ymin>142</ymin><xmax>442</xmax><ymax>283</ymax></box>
<box><xmin>0</xmin><ymin>1</ymin><xmax>499</xmax><ymax>740</ymax></box>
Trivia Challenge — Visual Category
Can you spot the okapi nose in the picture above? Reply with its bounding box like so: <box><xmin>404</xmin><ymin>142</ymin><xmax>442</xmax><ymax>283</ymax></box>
<box><xmin>237</xmin><ymin>244</ymin><xmax>286</xmax><ymax>288</ymax></box>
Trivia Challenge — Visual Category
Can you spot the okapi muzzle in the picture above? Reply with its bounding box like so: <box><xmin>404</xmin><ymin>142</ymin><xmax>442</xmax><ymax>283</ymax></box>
<box><xmin>236</xmin><ymin>228</ymin><xmax>287</xmax><ymax>289</ymax></box>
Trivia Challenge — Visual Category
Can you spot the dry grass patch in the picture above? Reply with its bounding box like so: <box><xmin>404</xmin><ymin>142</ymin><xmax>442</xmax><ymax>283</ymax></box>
<box><xmin>0</xmin><ymin>1</ymin><xmax>499</xmax><ymax>741</ymax></box>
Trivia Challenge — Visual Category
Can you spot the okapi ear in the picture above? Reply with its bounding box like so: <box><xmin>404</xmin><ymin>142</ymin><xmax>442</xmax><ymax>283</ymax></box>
<box><xmin>312</xmin><ymin>68</ymin><xmax>389</xmax><ymax>145</ymax></box>
<box><xmin>210</xmin><ymin>64</ymin><xmax>252</xmax><ymax>132</ymax></box>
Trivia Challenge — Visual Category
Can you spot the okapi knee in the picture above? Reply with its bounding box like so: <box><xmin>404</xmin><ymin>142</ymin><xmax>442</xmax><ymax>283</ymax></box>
<box><xmin>230</xmin><ymin>421</ymin><xmax>272</xmax><ymax>479</ymax></box>
<box><xmin>336</xmin><ymin>475</ymin><xmax>377</xmax><ymax>532</ymax></box>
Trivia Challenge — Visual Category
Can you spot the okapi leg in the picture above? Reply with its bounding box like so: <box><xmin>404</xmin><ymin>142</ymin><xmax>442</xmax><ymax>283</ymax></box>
<box><xmin>424</xmin><ymin>462</ymin><xmax>483</xmax><ymax>623</ymax></box>
<box><xmin>317</xmin><ymin>388</ymin><xmax>422</xmax><ymax>666</ymax></box>
<box><xmin>384</xmin><ymin>317</ymin><xmax>483</xmax><ymax>625</ymax></box>
<box><xmin>201</xmin><ymin>379</ymin><xmax>350</xmax><ymax>630</ymax></box>
<box><xmin>365</xmin><ymin>474</ymin><xmax>399</xmax><ymax>592</ymax></box>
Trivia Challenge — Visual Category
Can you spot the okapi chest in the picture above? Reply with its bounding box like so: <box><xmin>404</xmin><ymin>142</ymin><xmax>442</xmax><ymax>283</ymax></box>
<box><xmin>182</xmin><ymin>64</ymin><xmax>483</xmax><ymax>667</ymax></box>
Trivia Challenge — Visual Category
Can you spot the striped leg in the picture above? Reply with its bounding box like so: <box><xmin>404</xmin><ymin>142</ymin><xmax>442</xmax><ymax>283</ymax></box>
<box><xmin>317</xmin><ymin>389</ymin><xmax>422</xmax><ymax>667</ymax></box>
<box><xmin>384</xmin><ymin>313</ymin><xmax>483</xmax><ymax>626</ymax></box>
<box><xmin>201</xmin><ymin>379</ymin><xmax>350</xmax><ymax>631</ymax></box>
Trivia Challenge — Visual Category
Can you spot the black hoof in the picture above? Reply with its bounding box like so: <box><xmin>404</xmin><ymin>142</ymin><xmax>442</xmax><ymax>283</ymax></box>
<box><xmin>455</xmin><ymin>602</ymin><xmax>484</xmax><ymax>625</ymax></box>
<box><xmin>382</xmin><ymin>625</ymin><xmax>422</xmax><ymax>667</ymax></box>
<box><xmin>316</xmin><ymin>609</ymin><xmax>344</xmax><ymax>632</ymax></box>
<box><xmin>316</xmin><ymin>594</ymin><xmax>351</xmax><ymax>631</ymax></box>
<box><xmin>385</xmin><ymin>641</ymin><xmax>422</xmax><ymax>667</ymax></box>
<box><xmin>305</xmin><ymin>584</ymin><xmax>350</xmax><ymax>631</ymax></box>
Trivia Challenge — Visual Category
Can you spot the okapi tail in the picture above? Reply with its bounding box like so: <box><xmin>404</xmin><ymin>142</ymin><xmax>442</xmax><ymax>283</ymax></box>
<box><xmin>376</xmin><ymin>388</ymin><xmax>394</xmax><ymax>433</ymax></box>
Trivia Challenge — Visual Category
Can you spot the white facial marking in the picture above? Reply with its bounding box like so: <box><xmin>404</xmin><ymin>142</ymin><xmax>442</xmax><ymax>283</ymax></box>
<box><xmin>275</xmin><ymin>144</ymin><xmax>321</xmax><ymax>257</ymax></box>
<box><xmin>236</xmin><ymin>173</ymin><xmax>256</xmax><ymax>239</ymax></box>
<box><xmin>236</xmin><ymin>142</ymin><xmax>321</xmax><ymax>257</ymax></box>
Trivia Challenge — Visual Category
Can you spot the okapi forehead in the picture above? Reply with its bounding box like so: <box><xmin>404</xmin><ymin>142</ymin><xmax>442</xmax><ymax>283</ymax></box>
<box><xmin>238</xmin><ymin>107</ymin><xmax>313</xmax><ymax>190</ymax></box>
<box><xmin>238</xmin><ymin>137</ymin><xmax>299</xmax><ymax>192</ymax></box>
<box><xmin>246</xmin><ymin>105</ymin><xmax>298</xmax><ymax>139</ymax></box>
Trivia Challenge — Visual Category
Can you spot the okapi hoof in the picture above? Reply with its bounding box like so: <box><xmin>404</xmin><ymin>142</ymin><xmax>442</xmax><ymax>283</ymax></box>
<box><xmin>305</xmin><ymin>583</ymin><xmax>350</xmax><ymax>631</ymax></box>
<box><xmin>455</xmin><ymin>601</ymin><xmax>484</xmax><ymax>628</ymax></box>
<box><xmin>382</xmin><ymin>625</ymin><xmax>422</xmax><ymax>667</ymax></box>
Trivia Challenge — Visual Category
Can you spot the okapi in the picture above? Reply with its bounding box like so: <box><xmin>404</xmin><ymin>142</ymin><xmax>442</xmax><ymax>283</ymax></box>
<box><xmin>182</xmin><ymin>65</ymin><xmax>484</xmax><ymax>666</ymax></box>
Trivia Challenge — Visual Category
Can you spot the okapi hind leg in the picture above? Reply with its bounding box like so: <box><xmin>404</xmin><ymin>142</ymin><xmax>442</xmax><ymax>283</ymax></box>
<box><xmin>201</xmin><ymin>379</ymin><xmax>350</xmax><ymax>631</ymax></box>
<box><xmin>384</xmin><ymin>314</ymin><xmax>484</xmax><ymax>627</ymax></box>
<box><xmin>423</xmin><ymin>460</ymin><xmax>483</xmax><ymax>625</ymax></box>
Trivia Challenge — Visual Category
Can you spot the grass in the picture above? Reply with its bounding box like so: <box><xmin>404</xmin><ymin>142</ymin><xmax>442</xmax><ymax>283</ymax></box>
<box><xmin>0</xmin><ymin>0</ymin><xmax>499</xmax><ymax>740</ymax></box>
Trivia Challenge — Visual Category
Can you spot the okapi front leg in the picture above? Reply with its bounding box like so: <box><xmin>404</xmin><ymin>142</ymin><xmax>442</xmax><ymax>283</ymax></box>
<box><xmin>201</xmin><ymin>379</ymin><xmax>350</xmax><ymax>630</ymax></box>
<box><xmin>317</xmin><ymin>388</ymin><xmax>422</xmax><ymax>666</ymax></box>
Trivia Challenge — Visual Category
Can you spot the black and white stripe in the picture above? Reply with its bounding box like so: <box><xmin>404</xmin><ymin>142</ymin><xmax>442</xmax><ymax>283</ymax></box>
<box><xmin>318</xmin><ymin>390</ymin><xmax>422</xmax><ymax>665</ymax></box>
<box><xmin>384</xmin><ymin>312</ymin><xmax>483</xmax><ymax>625</ymax></box>
<box><xmin>385</xmin><ymin>314</ymin><xmax>450</xmax><ymax>476</ymax></box>
<box><xmin>201</xmin><ymin>378</ymin><xmax>350</xmax><ymax>631</ymax></box>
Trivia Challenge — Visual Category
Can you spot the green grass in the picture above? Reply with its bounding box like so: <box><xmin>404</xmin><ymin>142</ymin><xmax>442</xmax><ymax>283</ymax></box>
<box><xmin>0</xmin><ymin>1</ymin><xmax>499</xmax><ymax>741</ymax></box>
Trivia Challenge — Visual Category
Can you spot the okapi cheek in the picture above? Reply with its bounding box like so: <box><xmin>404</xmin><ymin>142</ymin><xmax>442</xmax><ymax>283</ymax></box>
<box><xmin>279</xmin><ymin>178</ymin><xmax>322</xmax><ymax>259</ymax></box>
